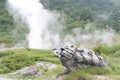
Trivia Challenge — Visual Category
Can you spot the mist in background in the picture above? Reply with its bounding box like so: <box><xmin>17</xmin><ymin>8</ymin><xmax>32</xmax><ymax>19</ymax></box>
<box><xmin>7</xmin><ymin>0</ymin><xmax>65</xmax><ymax>49</ymax></box>
<box><xmin>5</xmin><ymin>0</ymin><xmax>120</xmax><ymax>49</ymax></box>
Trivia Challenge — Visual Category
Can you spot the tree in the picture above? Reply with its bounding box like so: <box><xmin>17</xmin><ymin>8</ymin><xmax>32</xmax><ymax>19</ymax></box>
<box><xmin>80</xmin><ymin>9</ymin><xmax>93</xmax><ymax>21</ymax></box>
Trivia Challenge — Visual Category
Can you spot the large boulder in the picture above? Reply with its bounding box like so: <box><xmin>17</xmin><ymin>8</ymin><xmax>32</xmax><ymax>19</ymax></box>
<box><xmin>53</xmin><ymin>45</ymin><xmax>108</xmax><ymax>72</ymax></box>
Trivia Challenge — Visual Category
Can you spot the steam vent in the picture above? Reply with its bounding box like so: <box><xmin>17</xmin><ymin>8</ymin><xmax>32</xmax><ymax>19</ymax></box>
<box><xmin>53</xmin><ymin>45</ymin><xmax>108</xmax><ymax>73</ymax></box>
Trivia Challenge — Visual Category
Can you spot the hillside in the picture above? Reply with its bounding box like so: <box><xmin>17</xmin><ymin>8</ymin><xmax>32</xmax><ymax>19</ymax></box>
<box><xmin>0</xmin><ymin>0</ymin><xmax>120</xmax><ymax>80</ymax></box>
<box><xmin>0</xmin><ymin>44</ymin><xmax>120</xmax><ymax>80</ymax></box>
<box><xmin>41</xmin><ymin>0</ymin><xmax>120</xmax><ymax>33</ymax></box>
<box><xmin>0</xmin><ymin>0</ymin><xmax>120</xmax><ymax>47</ymax></box>
<box><xmin>0</xmin><ymin>0</ymin><xmax>15</xmax><ymax>47</ymax></box>
<box><xmin>0</xmin><ymin>0</ymin><xmax>28</xmax><ymax>48</ymax></box>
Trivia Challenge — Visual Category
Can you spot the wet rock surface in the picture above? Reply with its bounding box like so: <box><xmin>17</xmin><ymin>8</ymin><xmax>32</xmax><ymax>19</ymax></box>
<box><xmin>53</xmin><ymin>45</ymin><xmax>108</xmax><ymax>72</ymax></box>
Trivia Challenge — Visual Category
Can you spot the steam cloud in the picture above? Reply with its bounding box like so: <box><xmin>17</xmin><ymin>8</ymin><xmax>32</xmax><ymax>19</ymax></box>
<box><xmin>6</xmin><ymin>0</ymin><xmax>120</xmax><ymax>49</ymax></box>
<box><xmin>7</xmin><ymin>0</ymin><xmax>62</xmax><ymax>49</ymax></box>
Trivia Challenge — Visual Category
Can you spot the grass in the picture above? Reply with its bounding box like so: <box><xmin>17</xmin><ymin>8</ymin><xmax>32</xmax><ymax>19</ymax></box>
<box><xmin>0</xmin><ymin>44</ymin><xmax>120</xmax><ymax>80</ymax></box>
<box><xmin>11</xmin><ymin>65</ymin><xmax>64</xmax><ymax>80</ymax></box>
<box><xmin>0</xmin><ymin>48</ymin><xmax>60</xmax><ymax>74</ymax></box>
<box><xmin>93</xmin><ymin>43</ymin><xmax>120</xmax><ymax>55</ymax></box>
<box><xmin>33</xmin><ymin>65</ymin><xmax>64</xmax><ymax>80</ymax></box>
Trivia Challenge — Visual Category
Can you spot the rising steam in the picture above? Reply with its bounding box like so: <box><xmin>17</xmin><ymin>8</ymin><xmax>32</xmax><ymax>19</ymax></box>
<box><xmin>6</xmin><ymin>0</ymin><xmax>119</xmax><ymax>49</ymax></box>
<box><xmin>7</xmin><ymin>0</ymin><xmax>62</xmax><ymax>49</ymax></box>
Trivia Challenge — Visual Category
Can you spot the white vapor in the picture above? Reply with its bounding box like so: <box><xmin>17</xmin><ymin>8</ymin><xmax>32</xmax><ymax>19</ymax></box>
<box><xmin>7</xmin><ymin>0</ymin><xmax>62</xmax><ymax>49</ymax></box>
<box><xmin>63</xmin><ymin>23</ymin><xmax>117</xmax><ymax>48</ymax></box>
<box><xmin>6</xmin><ymin>0</ymin><xmax>120</xmax><ymax>50</ymax></box>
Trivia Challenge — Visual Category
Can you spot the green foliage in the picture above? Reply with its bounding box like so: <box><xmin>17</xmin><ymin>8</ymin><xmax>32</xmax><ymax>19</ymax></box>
<box><xmin>93</xmin><ymin>44</ymin><xmax>120</xmax><ymax>55</ymax></box>
<box><xmin>34</xmin><ymin>65</ymin><xmax>64</xmax><ymax>80</ymax></box>
<box><xmin>41</xmin><ymin>0</ymin><xmax>120</xmax><ymax>32</ymax></box>
<box><xmin>80</xmin><ymin>9</ymin><xmax>93</xmax><ymax>21</ymax></box>
<box><xmin>63</xmin><ymin>66</ymin><xmax>119</xmax><ymax>80</ymax></box>
<box><xmin>0</xmin><ymin>0</ymin><xmax>15</xmax><ymax>46</ymax></box>
<box><xmin>107</xmin><ymin>11</ymin><xmax>120</xmax><ymax>32</ymax></box>
<box><xmin>0</xmin><ymin>49</ymin><xmax>60</xmax><ymax>74</ymax></box>
<box><xmin>2</xmin><ymin>53</ymin><xmax>34</xmax><ymax>70</ymax></box>
<box><xmin>63</xmin><ymin>70</ymin><xmax>91</xmax><ymax>80</ymax></box>
<box><xmin>80</xmin><ymin>67</ymin><xmax>112</xmax><ymax>75</ymax></box>
<box><xmin>0</xmin><ymin>0</ymin><xmax>28</xmax><ymax>47</ymax></box>
<box><xmin>0</xmin><ymin>50</ymin><xmax>14</xmax><ymax>57</ymax></box>
<box><xmin>0</xmin><ymin>0</ymin><xmax>14</xmax><ymax>29</ymax></box>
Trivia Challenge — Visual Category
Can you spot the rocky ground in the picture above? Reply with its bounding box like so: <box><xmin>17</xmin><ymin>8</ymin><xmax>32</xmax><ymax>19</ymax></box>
<box><xmin>0</xmin><ymin>61</ymin><xmax>115</xmax><ymax>80</ymax></box>
<box><xmin>0</xmin><ymin>61</ymin><xmax>64</xmax><ymax>80</ymax></box>
<box><xmin>0</xmin><ymin>76</ymin><xmax>13</xmax><ymax>80</ymax></box>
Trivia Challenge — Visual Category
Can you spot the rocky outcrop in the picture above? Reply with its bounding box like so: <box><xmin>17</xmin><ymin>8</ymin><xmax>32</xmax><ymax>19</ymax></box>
<box><xmin>53</xmin><ymin>45</ymin><xmax>108</xmax><ymax>72</ymax></box>
<box><xmin>17</xmin><ymin>62</ymin><xmax>56</xmax><ymax>76</ymax></box>
<box><xmin>19</xmin><ymin>66</ymin><xmax>38</xmax><ymax>75</ymax></box>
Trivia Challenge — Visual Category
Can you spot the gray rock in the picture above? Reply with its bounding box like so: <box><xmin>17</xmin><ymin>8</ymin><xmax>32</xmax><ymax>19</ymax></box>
<box><xmin>19</xmin><ymin>66</ymin><xmax>38</xmax><ymax>75</ymax></box>
<box><xmin>0</xmin><ymin>77</ymin><xmax>13</xmax><ymax>80</ymax></box>
<box><xmin>53</xmin><ymin>45</ymin><xmax>108</xmax><ymax>72</ymax></box>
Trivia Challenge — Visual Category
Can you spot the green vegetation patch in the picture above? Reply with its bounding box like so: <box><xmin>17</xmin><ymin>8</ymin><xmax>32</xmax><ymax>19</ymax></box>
<box><xmin>93</xmin><ymin>43</ymin><xmax>120</xmax><ymax>55</ymax></box>
<box><xmin>41</xmin><ymin>0</ymin><xmax>120</xmax><ymax>33</ymax></box>
<box><xmin>0</xmin><ymin>44</ymin><xmax>120</xmax><ymax>80</ymax></box>
<box><xmin>0</xmin><ymin>49</ymin><xmax>60</xmax><ymax>74</ymax></box>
